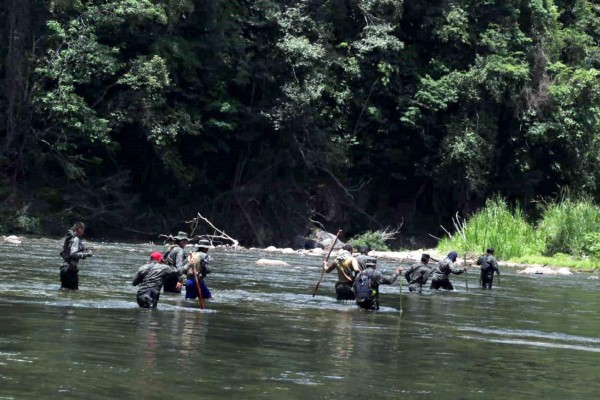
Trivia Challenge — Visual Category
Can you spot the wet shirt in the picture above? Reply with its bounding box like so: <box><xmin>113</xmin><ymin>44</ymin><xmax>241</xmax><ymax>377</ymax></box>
<box><xmin>61</xmin><ymin>231</ymin><xmax>88</xmax><ymax>266</ymax></box>
<box><xmin>431</xmin><ymin>257</ymin><xmax>464</xmax><ymax>281</ymax></box>
<box><xmin>164</xmin><ymin>245</ymin><xmax>189</xmax><ymax>282</ymax></box>
<box><xmin>355</xmin><ymin>254</ymin><xmax>370</xmax><ymax>271</ymax></box>
<box><xmin>404</xmin><ymin>262</ymin><xmax>432</xmax><ymax>285</ymax></box>
<box><xmin>132</xmin><ymin>262</ymin><xmax>186</xmax><ymax>292</ymax></box>
<box><xmin>477</xmin><ymin>255</ymin><xmax>500</xmax><ymax>277</ymax></box>
<box><xmin>164</xmin><ymin>245</ymin><xmax>186</xmax><ymax>269</ymax></box>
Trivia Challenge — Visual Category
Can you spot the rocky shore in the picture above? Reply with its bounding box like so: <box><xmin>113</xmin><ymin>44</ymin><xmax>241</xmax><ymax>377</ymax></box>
<box><xmin>250</xmin><ymin>245</ymin><xmax>582</xmax><ymax>275</ymax></box>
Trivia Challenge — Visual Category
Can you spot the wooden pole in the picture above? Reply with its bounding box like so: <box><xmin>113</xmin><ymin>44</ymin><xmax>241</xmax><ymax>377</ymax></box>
<box><xmin>312</xmin><ymin>229</ymin><xmax>342</xmax><ymax>297</ymax></box>
<box><xmin>464</xmin><ymin>253</ymin><xmax>469</xmax><ymax>292</ymax></box>
<box><xmin>192</xmin><ymin>263</ymin><xmax>204</xmax><ymax>309</ymax></box>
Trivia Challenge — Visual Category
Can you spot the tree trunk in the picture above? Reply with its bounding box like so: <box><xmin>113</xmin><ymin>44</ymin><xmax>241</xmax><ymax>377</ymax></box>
<box><xmin>2</xmin><ymin>0</ymin><xmax>30</xmax><ymax>187</ymax></box>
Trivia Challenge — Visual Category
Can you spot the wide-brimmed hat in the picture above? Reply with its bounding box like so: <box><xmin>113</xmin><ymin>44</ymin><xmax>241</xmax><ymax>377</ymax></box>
<box><xmin>196</xmin><ymin>239</ymin><xmax>211</xmax><ymax>249</ymax></box>
<box><xmin>173</xmin><ymin>231</ymin><xmax>190</xmax><ymax>241</ymax></box>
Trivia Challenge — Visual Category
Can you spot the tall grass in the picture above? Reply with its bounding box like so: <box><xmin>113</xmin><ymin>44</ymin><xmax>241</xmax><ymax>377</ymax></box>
<box><xmin>438</xmin><ymin>197</ymin><xmax>544</xmax><ymax>260</ymax></box>
<box><xmin>537</xmin><ymin>195</ymin><xmax>600</xmax><ymax>258</ymax></box>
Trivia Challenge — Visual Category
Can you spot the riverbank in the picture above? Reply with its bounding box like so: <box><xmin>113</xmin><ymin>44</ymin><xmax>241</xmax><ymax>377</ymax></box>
<box><xmin>249</xmin><ymin>245</ymin><xmax>599</xmax><ymax>274</ymax></box>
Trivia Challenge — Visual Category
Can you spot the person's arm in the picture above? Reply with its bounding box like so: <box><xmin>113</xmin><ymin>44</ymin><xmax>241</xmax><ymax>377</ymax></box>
<box><xmin>404</xmin><ymin>265</ymin><xmax>414</xmax><ymax>283</ymax></box>
<box><xmin>351</xmin><ymin>258</ymin><xmax>360</xmax><ymax>274</ymax></box>
<box><xmin>132</xmin><ymin>265</ymin><xmax>149</xmax><ymax>286</ymax></box>
<box><xmin>476</xmin><ymin>256</ymin><xmax>484</xmax><ymax>266</ymax></box>
<box><xmin>493</xmin><ymin>258</ymin><xmax>500</xmax><ymax>274</ymax></box>
<box><xmin>450</xmin><ymin>261</ymin><xmax>466</xmax><ymax>275</ymax></box>
<box><xmin>379</xmin><ymin>266</ymin><xmax>403</xmax><ymax>285</ymax></box>
<box><xmin>323</xmin><ymin>260</ymin><xmax>336</xmax><ymax>273</ymax></box>
<box><xmin>69</xmin><ymin>237</ymin><xmax>91</xmax><ymax>260</ymax></box>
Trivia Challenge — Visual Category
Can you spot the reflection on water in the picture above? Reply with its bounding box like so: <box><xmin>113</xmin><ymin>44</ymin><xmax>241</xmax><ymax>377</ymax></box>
<box><xmin>0</xmin><ymin>238</ymin><xmax>598</xmax><ymax>399</ymax></box>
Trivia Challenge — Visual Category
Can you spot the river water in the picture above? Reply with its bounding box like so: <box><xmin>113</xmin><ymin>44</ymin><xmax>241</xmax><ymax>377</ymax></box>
<box><xmin>0</xmin><ymin>238</ymin><xmax>598</xmax><ymax>399</ymax></box>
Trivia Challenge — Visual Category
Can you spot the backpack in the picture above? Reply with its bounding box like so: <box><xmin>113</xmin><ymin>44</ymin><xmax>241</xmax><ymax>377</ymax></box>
<box><xmin>59</xmin><ymin>231</ymin><xmax>74</xmax><ymax>261</ymax></box>
<box><xmin>353</xmin><ymin>268</ymin><xmax>374</xmax><ymax>301</ymax></box>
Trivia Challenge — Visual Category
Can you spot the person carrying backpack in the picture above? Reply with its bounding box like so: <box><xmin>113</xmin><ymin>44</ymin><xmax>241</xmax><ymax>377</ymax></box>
<box><xmin>477</xmin><ymin>247</ymin><xmax>500</xmax><ymax>289</ymax></box>
<box><xmin>162</xmin><ymin>231</ymin><xmax>190</xmax><ymax>294</ymax></box>
<box><xmin>59</xmin><ymin>221</ymin><xmax>93</xmax><ymax>290</ymax></box>
<box><xmin>322</xmin><ymin>244</ymin><xmax>361</xmax><ymax>300</ymax></box>
<box><xmin>185</xmin><ymin>240</ymin><xmax>213</xmax><ymax>301</ymax></box>
<box><xmin>353</xmin><ymin>258</ymin><xmax>403</xmax><ymax>310</ymax></box>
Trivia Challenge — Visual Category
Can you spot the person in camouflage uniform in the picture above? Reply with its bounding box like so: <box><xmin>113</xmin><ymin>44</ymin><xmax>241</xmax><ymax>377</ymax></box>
<box><xmin>430</xmin><ymin>251</ymin><xmax>466</xmax><ymax>291</ymax></box>
<box><xmin>132</xmin><ymin>252</ymin><xmax>188</xmax><ymax>308</ymax></box>
<box><xmin>353</xmin><ymin>258</ymin><xmax>403</xmax><ymax>310</ymax></box>
<box><xmin>404</xmin><ymin>253</ymin><xmax>432</xmax><ymax>293</ymax></box>
<box><xmin>354</xmin><ymin>245</ymin><xmax>372</xmax><ymax>272</ymax></box>
<box><xmin>163</xmin><ymin>231</ymin><xmax>190</xmax><ymax>294</ymax></box>
<box><xmin>59</xmin><ymin>222</ymin><xmax>92</xmax><ymax>290</ymax></box>
<box><xmin>477</xmin><ymin>247</ymin><xmax>500</xmax><ymax>289</ymax></box>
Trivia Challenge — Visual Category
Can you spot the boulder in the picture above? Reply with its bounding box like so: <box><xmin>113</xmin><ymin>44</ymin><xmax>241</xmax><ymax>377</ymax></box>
<box><xmin>309</xmin><ymin>228</ymin><xmax>345</xmax><ymax>250</ymax></box>
<box><xmin>0</xmin><ymin>235</ymin><xmax>23</xmax><ymax>245</ymax></box>
<box><xmin>255</xmin><ymin>259</ymin><xmax>290</xmax><ymax>267</ymax></box>
<box><xmin>517</xmin><ymin>266</ymin><xmax>572</xmax><ymax>275</ymax></box>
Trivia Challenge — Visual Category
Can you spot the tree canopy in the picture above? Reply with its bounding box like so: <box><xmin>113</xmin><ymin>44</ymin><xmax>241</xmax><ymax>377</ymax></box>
<box><xmin>1</xmin><ymin>0</ymin><xmax>600</xmax><ymax>245</ymax></box>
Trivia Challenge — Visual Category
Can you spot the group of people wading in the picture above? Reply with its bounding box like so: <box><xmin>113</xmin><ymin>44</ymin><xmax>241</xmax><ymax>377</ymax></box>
<box><xmin>323</xmin><ymin>244</ymin><xmax>501</xmax><ymax>310</ymax></box>
<box><xmin>59</xmin><ymin>222</ymin><xmax>500</xmax><ymax>311</ymax></box>
<box><xmin>59</xmin><ymin>223</ymin><xmax>213</xmax><ymax>309</ymax></box>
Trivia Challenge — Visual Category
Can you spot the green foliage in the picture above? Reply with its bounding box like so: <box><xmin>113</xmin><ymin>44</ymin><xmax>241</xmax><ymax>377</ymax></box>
<box><xmin>349</xmin><ymin>230</ymin><xmax>392</xmax><ymax>251</ymax></box>
<box><xmin>537</xmin><ymin>194</ymin><xmax>600</xmax><ymax>258</ymax></box>
<box><xmin>4</xmin><ymin>0</ymin><xmax>600</xmax><ymax>248</ymax></box>
<box><xmin>438</xmin><ymin>197</ymin><xmax>544</xmax><ymax>260</ymax></box>
<box><xmin>14</xmin><ymin>211</ymin><xmax>41</xmax><ymax>234</ymax></box>
<box><xmin>510</xmin><ymin>254</ymin><xmax>600</xmax><ymax>270</ymax></box>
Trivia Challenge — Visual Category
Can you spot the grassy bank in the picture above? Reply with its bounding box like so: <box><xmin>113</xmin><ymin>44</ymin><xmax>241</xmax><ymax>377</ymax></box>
<box><xmin>437</xmin><ymin>196</ymin><xmax>600</xmax><ymax>271</ymax></box>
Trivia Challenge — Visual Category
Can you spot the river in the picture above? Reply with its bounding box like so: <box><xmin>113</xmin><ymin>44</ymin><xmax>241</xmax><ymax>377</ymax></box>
<box><xmin>0</xmin><ymin>238</ymin><xmax>598</xmax><ymax>399</ymax></box>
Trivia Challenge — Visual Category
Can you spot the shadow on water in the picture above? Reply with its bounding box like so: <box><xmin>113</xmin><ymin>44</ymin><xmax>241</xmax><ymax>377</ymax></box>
<box><xmin>0</xmin><ymin>238</ymin><xmax>598</xmax><ymax>399</ymax></box>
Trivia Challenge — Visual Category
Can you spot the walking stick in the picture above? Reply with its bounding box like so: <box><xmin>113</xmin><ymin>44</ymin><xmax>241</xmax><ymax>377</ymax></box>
<box><xmin>312</xmin><ymin>229</ymin><xmax>342</xmax><ymax>297</ymax></box>
<box><xmin>399</xmin><ymin>272</ymin><xmax>403</xmax><ymax>314</ymax></box>
<box><xmin>192</xmin><ymin>264</ymin><xmax>205</xmax><ymax>309</ymax></box>
<box><xmin>464</xmin><ymin>253</ymin><xmax>469</xmax><ymax>292</ymax></box>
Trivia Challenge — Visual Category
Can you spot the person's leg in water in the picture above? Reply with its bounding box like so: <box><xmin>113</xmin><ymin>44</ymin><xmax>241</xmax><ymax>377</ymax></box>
<box><xmin>482</xmin><ymin>274</ymin><xmax>493</xmax><ymax>289</ymax></box>
<box><xmin>137</xmin><ymin>288</ymin><xmax>160</xmax><ymax>308</ymax></box>
<box><xmin>60</xmin><ymin>265</ymin><xmax>79</xmax><ymax>290</ymax></box>
<box><xmin>335</xmin><ymin>282</ymin><xmax>355</xmax><ymax>301</ymax></box>
<box><xmin>442</xmin><ymin>280</ymin><xmax>454</xmax><ymax>291</ymax></box>
<box><xmin>185</xmin><ymin>278</ymin><xmax>212</xmax><ymax>300</ymax></box>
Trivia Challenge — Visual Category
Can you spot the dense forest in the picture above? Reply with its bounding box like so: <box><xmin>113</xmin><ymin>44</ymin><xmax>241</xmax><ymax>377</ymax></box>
<box><xmin>1</xmin><ymin>0</ymin><xmax>600</xmax><ymax>246</ymax></box>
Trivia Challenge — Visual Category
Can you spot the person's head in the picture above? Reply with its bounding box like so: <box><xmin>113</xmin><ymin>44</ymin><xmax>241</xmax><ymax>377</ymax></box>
<box><xmin>342</xmin><ymin>244</ymin><xmax>353</xmax><ymax>253</ymax></box>
<box><xmin>486</xmin><ymin>247</ymin><xmax>495</xmax><ymax>254</ymax></box>
<box><xmin>150</xmin><ymin>251</ymin><xmax>164</xmax><ymax>263</ymax></box>
<box><xmin>356</xmin><ymin>245</ymin><xmax>370</xmax><ymax>255</ymax></box>
<box><xmin>174</xmin><ymin>231</ymin><xmax>190</xmax><ymax>248</ymax></box>
<box><xmin>365</xmin><ymin>257</ymin><xmax>377</xmax><ymax>269</ymax></box>
<box><xmin>197</xmin><ymin>239</ymin><xmax>211</xmax><ymax>252</ymax></box>
<box><xmin>421</xmin><ymin>253</ymin><xmax>431</xmax><ymax>264</ymax></box>
<box><xmin>448</xmin><ymin>251</ymin><xmax>458</xmax><ymax>262</ymax></box>
<box><xmin>71</xmin><ymin>222</ymin><xmax>85</xmax><ymax>237</ymax></box>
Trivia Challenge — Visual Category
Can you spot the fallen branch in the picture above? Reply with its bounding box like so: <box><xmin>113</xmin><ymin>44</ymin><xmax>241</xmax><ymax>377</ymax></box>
<box><xmin>186</xmin><ymin>212</ymin><xmax>240</xmax><ymax>247</ymax></box>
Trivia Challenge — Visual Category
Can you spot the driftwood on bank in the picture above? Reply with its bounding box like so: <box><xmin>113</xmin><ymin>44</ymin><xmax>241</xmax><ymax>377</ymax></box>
<box><xmin>186</xmin><ymin>212</ymin><xmax>239</xmax><ymax>247</ymax></box>
<box><xmin>157</xmin><ymin>212</ymin><xmax>240</xmax><ymax>247</ymax></box>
